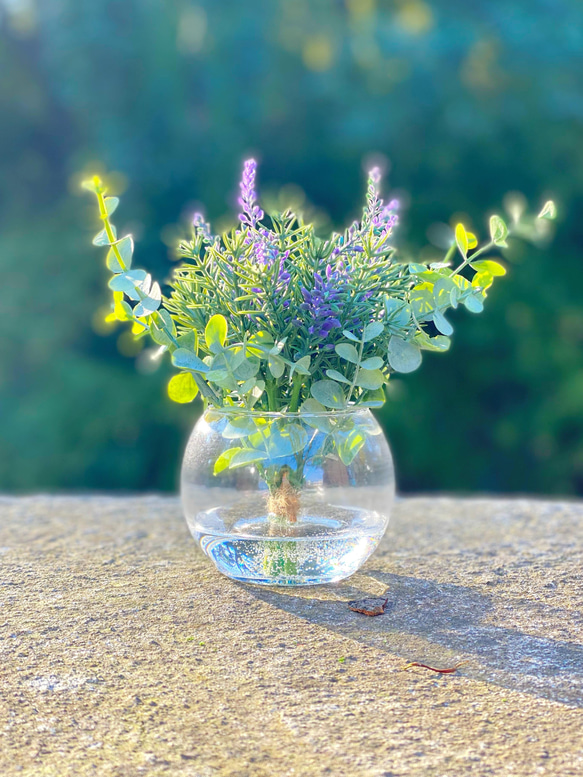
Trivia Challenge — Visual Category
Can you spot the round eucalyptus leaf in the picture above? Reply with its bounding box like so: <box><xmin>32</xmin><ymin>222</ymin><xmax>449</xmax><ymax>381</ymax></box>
<box><xmin>335</xmin><ymin>343</ymin><xmax>359</xmax><ymax>364</ymax></box>
<box><xmin>387</xmin><ymin>337</ymin><xmax>422</xmax><ymax>373</ymax></box>
<box><xmin>342</xmin><ymin>330</ymin><xmax>360</xmax><ymax>342</ymax></box>
<box><xmin>228</xmin><ymin>449</ymin><xmax>269</xmax><ymax>470</ymax></box>
<box><xmin>355</xmin><ymin>368</ymin><xmax>384</xmax><ymax>390</ymax></box>
<box><xmin>205</xmin><ymin>314</ymin><xmax>228</xmax><ymax>353</ymax></box>
<box><xmin>268</xmin><ymin>354</ymin><xmax>285</xmax><ymax>379</ymax></box>
<box><xmin>171</xmin><ymin>348</ymin><xmax>209</xmax><ymax>373</ymax></box>
<box><xmin>92</xmin><ymin>226</ymin><xmax>116</xmax><ymax>246</ymax></box>
<box><xmin>433</xmin><ymin>310</ymin><xmax>454</xmax><ymax>336</ymax></box>
<box><xmin>310</xmin><ymin>380</ymin><xmax>346</xmax><ymax>409</ymax></box>
<box><xmin>167</xmin><ymin>372</ymin><xmax>198</xmax><ymax>404</ymax></box>
<box><xmin>325</xmin><ymin>369</ymin><xmax>351</xmax><ymax>385</ymax></box>
<box><xmin>104</xmin><ymin>196</ymin><xmax>120</xmax><ymax>216</ymax></box>
<box><xmin>363</xmin><ymin>321</ymin><xmax>384</xmax><ymax>342</ymax></box>
<box><xmin>213</xmin><ymin>447</ymin><xmax>242</xmax><ymax>475</ymax></box>
<box><xmin>464</xmin><ymin>294</ymin><xmax>484</xmax><ymax>314</ymax></box>
<box><xmin>222</xmin><ymin>415</ymin><xmax>258</xmax><ymax>439</ymax></box>
<box><xmin>106</xmin><ymin>235</ymin><xmax>134</xmax><ymax>273</ymax></box>
<box><xmin>266</xmin><ymin>423</ymin><xmax>309</xmax><ymax>458</ymax></box>
<box><xmin>360</xmin><ymin>356</ymin><xmax>384</xmax><ymax>370</ymax></box>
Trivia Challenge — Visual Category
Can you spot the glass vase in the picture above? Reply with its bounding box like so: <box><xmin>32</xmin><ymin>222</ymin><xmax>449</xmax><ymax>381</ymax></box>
<box><xmin>181</xmin><ymin>407</ymin><xmax>395</xmax><ymax>586</ymax></box>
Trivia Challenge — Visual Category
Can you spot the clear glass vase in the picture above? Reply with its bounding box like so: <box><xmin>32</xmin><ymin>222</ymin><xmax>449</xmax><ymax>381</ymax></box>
<box><xmin>181</xmin><ymin>407</ymin><xmax>395</xmax><ymax>586</ymax></box>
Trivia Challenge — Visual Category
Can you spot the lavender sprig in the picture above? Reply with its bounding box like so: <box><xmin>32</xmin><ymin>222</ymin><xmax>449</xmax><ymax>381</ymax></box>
<box><xmin>238</xmin><ymin>158</ymin><xmax>264</xmax><ymax>228</ymax></box>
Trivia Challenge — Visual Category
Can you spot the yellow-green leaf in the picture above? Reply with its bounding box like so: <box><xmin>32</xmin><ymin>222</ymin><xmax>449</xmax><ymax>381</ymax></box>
<box><xmin>455</xmin><ymin>223</ymin><xmax>468</xmax><ymax>256</ymax></box>
<box><xmin>168</xmin><ymin>372</ymin><xmax>199</xmax><ymax>403</ymax></box>
<box><xmin>471</xmin><ymin>259</ymin><xmax>507</xmax><ymax>277</ymax></box>
<box><xmin>538</xmin><ymin>200</ymin><xmax>557</xmax><ymax>220</ymax></box>
<box><xmin>205</xmin><ymin>314</ymin><xmax>228</xmax><ymax>353</ymax></box>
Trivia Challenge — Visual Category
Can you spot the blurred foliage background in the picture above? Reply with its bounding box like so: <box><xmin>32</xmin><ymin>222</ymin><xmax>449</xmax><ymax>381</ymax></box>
<box><xmin>1</xmin><ymin>0</ymin><xmax>582</xmax><ymax>495</ymax></box>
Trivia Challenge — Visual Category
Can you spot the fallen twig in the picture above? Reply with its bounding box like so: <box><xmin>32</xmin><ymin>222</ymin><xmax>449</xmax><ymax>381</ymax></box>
<box><xmin>401</xmin><ymin>660</ymin><xmax>469</xmax><ymax>674</ymax></box>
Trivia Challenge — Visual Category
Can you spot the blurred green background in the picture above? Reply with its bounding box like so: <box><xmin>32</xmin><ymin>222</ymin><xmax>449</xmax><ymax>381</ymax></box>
<box><xmin>1</xmin><ymin>0</ymin><xmax>582</xmax><ymax>495</ymax></box>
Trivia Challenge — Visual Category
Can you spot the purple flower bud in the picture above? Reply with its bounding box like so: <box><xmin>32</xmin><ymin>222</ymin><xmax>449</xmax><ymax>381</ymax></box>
<box><xmin>369</xmin><ymin>167</ymin><xmax>382</xmax><ymax>185</ymax></box>
<box><xmin>238</xmin><ymin>158</ymin><xmax>264</xmax><ymax>228</ymax></box>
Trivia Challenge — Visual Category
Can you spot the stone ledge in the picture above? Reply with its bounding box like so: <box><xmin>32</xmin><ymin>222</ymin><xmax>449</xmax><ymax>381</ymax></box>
<box><xmin>1</xmin><ymin>495</ymin><xmax>582</xmax><ymax>776</ymax></box>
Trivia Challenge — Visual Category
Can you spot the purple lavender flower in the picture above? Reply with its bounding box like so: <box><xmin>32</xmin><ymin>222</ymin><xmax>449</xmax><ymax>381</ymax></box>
<box><xmin>299</xmin><ymin>265</ymin><xmax>344</xmax><ymax>340</ymax></box>
<box><xmin>192</xmin><ymin>212</ymin><xmax>212</xmax><ymax>242</ymax></box>
<box><xmin>238</xmin><ymin>158</ymin><xmax>264</xmax><ymax>228</ymax></box>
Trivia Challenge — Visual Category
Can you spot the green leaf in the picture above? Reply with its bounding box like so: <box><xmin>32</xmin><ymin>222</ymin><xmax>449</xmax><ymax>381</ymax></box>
<box><xmin>384</xmin><ymin>298</ymin><xmax>411</xmax><ymax>328</ymax></box>
<box><xmin>471</xmin><ymin>259</ymin><xmax>506</xmax><ymax>277</ymax></box>
<box><xmin>151</xmin><ymin>324</ymin><xmax>174</xmax><ymax>347</ymax></box>
<box><xmin>360</xmin><ymin>356</ymin><xmax>384</xmax><ymax>370</ymax></box>
<box><xmin>133</xmin><ymin>282</ymin><xmax>161</xmax><ymax>317</ymax></box>
<box><xmin>269</xmin><ymin>338</ymin><xmax>287</xmax><ymax>355</ymax></box>
<box><xmin>538</xmin><ymin>200</ymin><xmax>557</xmax><ymax>220</ymax></box>
<box><xmin>335</xmin><ymin>343</ymin><xmax>359</xmax><ymax>364</ymax></box>
<box><xmin>463</xmin><ymin>294</ymin><xmax>484</xmax><ymax>314</ymax></box>
<box><xmin>267</xmin><ymin>354</ymin><xmax>285</xmax><ymax>379</ymax></box>
<box><xmin>455</xmin><ymin>223</ymin><xmax>468</xmax><ymax>256</ymax></box>
<box><xmin>342</xmin><ymin>330</ymin><xmax>359</xmax><ymax>342</ymax></box>
<box><xmin>363</xmin><ymin>321</ymin><xmax>384</xmax><ymax>342</ymax></box>
<box><xmin>355</xmin><ymin>368</ymin><xmax>384</xmax><ymax>390</ymax></box>
<box><xmin>415</xmin><ymin>332</ymin><xmax>451</xmax><ymax>352</ymax></box>
<box><xmin>92</xmin><ymin>226</ymin><xmax>117</xmax><ymax>246</ymax></box>
<box><xmin>246</xmin><ymin>330</ymin><xmax>274</xmax><ymax>357</ymax></box>
<box><xmin>266</xmin><ymin>424</ymin><xmax>309</xmax><ymax>458</ymax></box>
<box><xmin>104</xmin><ymin>196</ymin><xmax>120</xmax><ymax>216</ymax></box>
<box><xmin>359</xmin><ymin>387</ymin><xmax>386</xmax><ymax>408</ymax></box>
<box><xmin>466</xmin><ymin>232</ymin><xmax>478</xmax><ymax>250</ymax></box>
<box><xmin>335</xmin><ymin>429</ymin><xmax>366</xmax><ymax>466</ymax></box>
<box><xmin>157</xmin><ymin>308</ymin><xmax>176</xmax><ymax>336</ymax></box>
<box><xmin>213</xmin><ymin>447</ymin><xmax>242</xmax><ymax>475</ymax></box>
<box><xmin>300</xmin><ymin>398</ymin><xmax>332</xmax><ymax>432</ymax></box>
<box><xmin>108</xmin><ymin>269</ymin><xmax>147</xmax><ymax>298</ymax></box>
<box><xmin>489</xmin><ymin>215</ymin><xmax>508</xmax><ymax>246</ymax></box>
<box><xmin>326</xmin><ymin>369</ymin><xmax>352</xmax><ymax>385</ymax></box>
<box><xmin>172</xmin><ymin>348</ymin><xmax>209</xmax><ymax>373</ymax></box>
<box><xmin>81</xmin><ymin>178</ymin><xmax>100</xmax><ymax>194</ymax></box>
<box><xmin>408</xmin><ymin>263</ymin><xmax>427</xmax><ymax>275</ymax></box>
<box><xmin>291</xmin><ymin>355</ymin><xmax>311</xmax><ymax>376</ymax></box>
<box><xmin>472</xmin><ymin>271</ymin><xmax>494</xmax><ymax>290</ymax></box>
<box><xmin>300</xmin><ymin>398</ymin><xmax>326</xmax><ymax>414</ymax></box>
<box><xmin>233</xmin><ymin>357</ymin><xmax>259</xmax><ymax>381</ymax></box>
<box><xmin>222</xmin><ymin>415</ymin><xmax>258</xmax><ymax>439</ymax></box>
<box><xmin>310</xmin><ymin>380</ymin><xmax>346</xmax><ymax>409</ymax></box>
<box><xmin>177</xmin><ymin>331</ymin><xmax>197</xmax><ymax>350</ymax></box>
<box><xmin>387</xmin><ymin>337</ymin><xmax>422</xmax><ymax>373</ymax></box>
<box><xmin>106</xmin><ymin>235</ymin><xmax>134</xmax><ymax>273</ymax></box>
<box><xmin>205</xmin><ymin>314</ymin><xmax>228</xmax><ymax>353</ymax></box>
<box><xmin>240</xmin><ymin>378</ymin><xmax>257</xmax><ymax>394</ymax></box>
<box><xmin>228</xmin><ymin>449</ymin><xmax>269</xmax><ymax>470</ymax></box>
<box><xmin>411</xmin><ymin>288</ymin><xmax>435</xmax><ymax>319</ymax></box>
<box><xmin>167</xmin><ymin>372</ymin><xmax>198</xmax><ymax>404</ymax></box>
<box><xmin>433</xmin><ymin>310</ymin><xmax>454</xmax><ymax>336</ymax></box>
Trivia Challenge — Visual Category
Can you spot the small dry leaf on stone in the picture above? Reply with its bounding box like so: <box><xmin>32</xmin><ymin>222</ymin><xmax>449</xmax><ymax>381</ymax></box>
<box><xmin>347</xmin><ymin>597</ymin><xmax>388</xmax><ymax>616</ymax></box>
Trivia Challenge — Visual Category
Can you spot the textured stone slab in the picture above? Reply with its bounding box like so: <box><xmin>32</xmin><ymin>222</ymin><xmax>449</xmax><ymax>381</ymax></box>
<box><xmin>1</xmin><ymin>495</ymin><xmax>582</xmax><ymax>776</ymax></box>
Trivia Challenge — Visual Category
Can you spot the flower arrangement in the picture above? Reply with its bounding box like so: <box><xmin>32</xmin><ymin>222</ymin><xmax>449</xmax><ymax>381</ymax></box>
<box><xmin>84</xmin><ymin>161</ymin><xmax>555</xmax><ymax>526</ymax></box>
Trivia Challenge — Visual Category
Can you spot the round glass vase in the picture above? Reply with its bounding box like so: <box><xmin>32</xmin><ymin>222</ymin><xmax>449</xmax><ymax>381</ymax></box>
<box><xmin>181</xmin><ymin>407</ymin><xmax>395</xmax><ymax>586</ymax></box>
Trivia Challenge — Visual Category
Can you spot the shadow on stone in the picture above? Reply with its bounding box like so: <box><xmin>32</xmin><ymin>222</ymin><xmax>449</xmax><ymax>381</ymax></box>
<box><xmin>241</xmin><ymin>571</ymin><xmax>583</xmax><ymax>708</ymax></box>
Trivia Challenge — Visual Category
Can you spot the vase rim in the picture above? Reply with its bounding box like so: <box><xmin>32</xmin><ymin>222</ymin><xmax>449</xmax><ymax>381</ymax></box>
<box><xmin>203</xmin><ymin>405</ymin><xmax>373</xmax><ymax>419</ymax></box>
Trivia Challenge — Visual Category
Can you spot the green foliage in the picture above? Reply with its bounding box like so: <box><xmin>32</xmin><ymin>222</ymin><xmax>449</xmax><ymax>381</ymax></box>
<box><xmin>1</xmin><ymin>0</ymin><xmax>578</xmax><ymax>496</ymax></box>
<box><xmin>86</xmin><ymin>167</ymin><xmax>554</xmax><ymax>426</ymax></box>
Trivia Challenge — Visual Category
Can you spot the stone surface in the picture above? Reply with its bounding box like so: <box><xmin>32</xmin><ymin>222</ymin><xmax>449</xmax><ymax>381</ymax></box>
<box><xmin>1</xmin><ymin>494</ymin><xmax>582</xmax><ymax>776</ymax></box>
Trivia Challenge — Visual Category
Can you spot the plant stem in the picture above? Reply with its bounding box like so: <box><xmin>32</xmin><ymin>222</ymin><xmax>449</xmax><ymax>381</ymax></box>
<box><xmin>289</xmin><ymin>374</ymin><xmax>302</xmax><ymax>412</ymax></box>
<box><xmin>266</xmin><ymin>378</ymin><xmax>277</xmax><ymax>411</ymax></box>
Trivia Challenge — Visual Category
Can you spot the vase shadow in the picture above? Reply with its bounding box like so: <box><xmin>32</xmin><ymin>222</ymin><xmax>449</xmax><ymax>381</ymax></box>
<box><xmin>239</xmin><ymin>570</ymin><xmax>583</xmax><ymax>708</ymax></box>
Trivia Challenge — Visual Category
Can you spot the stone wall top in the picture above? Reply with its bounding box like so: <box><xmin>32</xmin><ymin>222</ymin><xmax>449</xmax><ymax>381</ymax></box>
<box><xmin>1</xmin><ymin>495</ymin><xmax>582</xmax><ymax>776</ymax></box>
